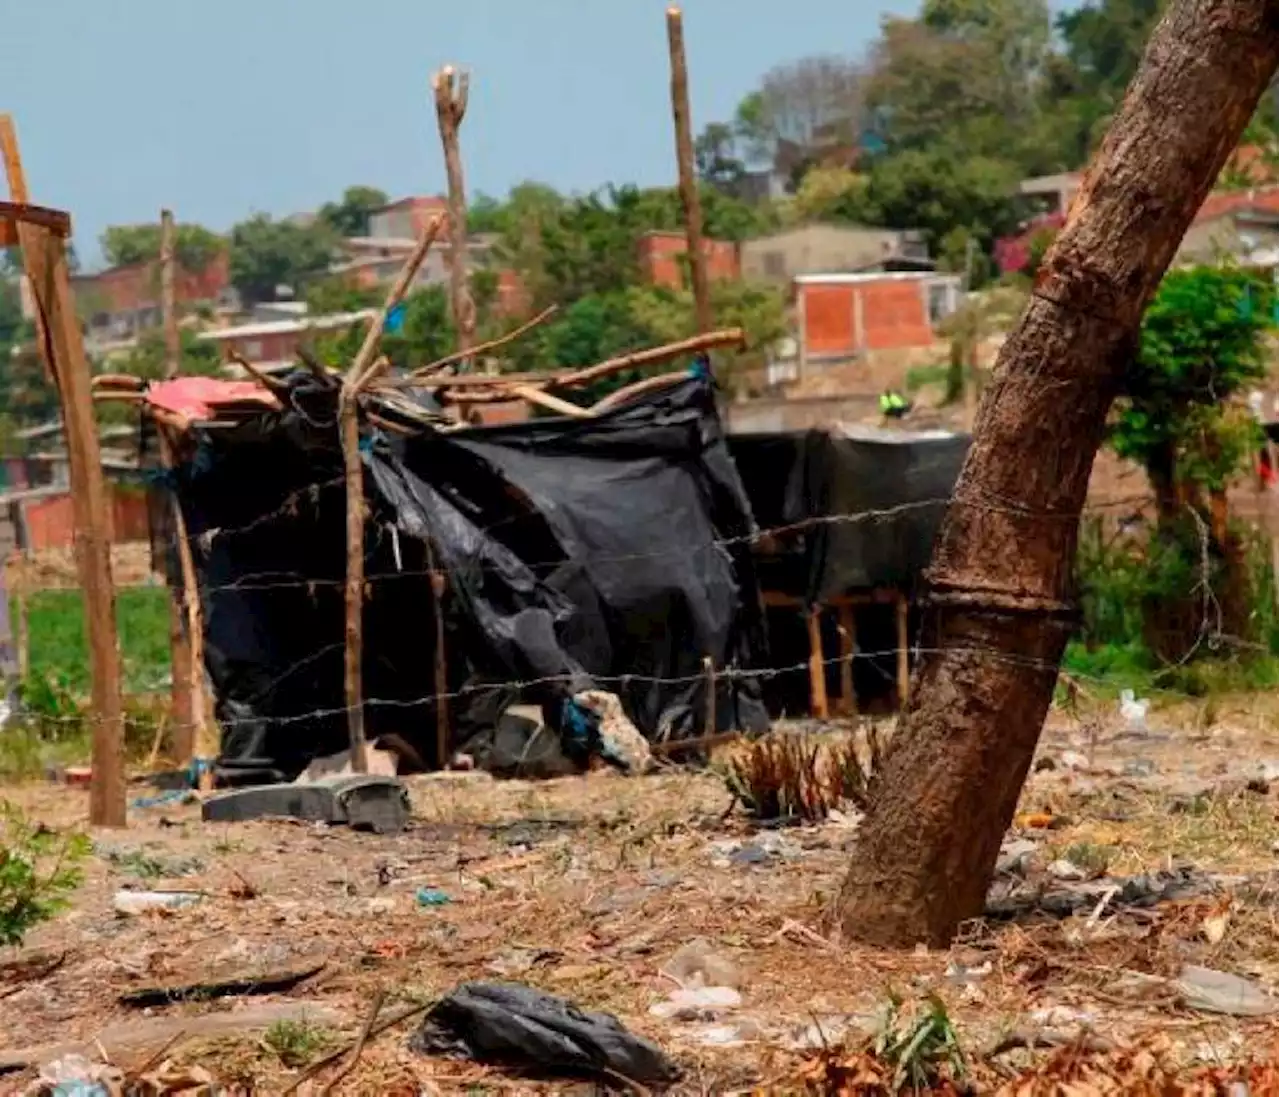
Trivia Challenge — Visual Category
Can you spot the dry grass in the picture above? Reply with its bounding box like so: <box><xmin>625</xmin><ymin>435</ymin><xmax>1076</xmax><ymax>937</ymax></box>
<box><xmin>0</xmin><ymin>692</ymin><xmax>1273</xmax><ymax>1093</ymax></box>
<box><xmin>721</xmin><ymin>726</ymin><xmax>885</xmax><ymax>822</ymax></box>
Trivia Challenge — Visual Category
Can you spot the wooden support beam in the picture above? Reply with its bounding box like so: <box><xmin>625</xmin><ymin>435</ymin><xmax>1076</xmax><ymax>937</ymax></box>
<box><xmin>665</xmin><ymin>6</ymin><xmax>712</xmax><ymax>336</ymax></box>
<box><xmin>806</xmin><ymin>605</ymin><xmax>829</xmax><ymax>720</ymax></box>
<box><xmin>13</xmin><ymin>223</ymin><xmax>125</xmax><ymax>825</ymax></box>
<box><xmin>433</xmin><ymin>66</ymin><xmax>475</xmax><ymax>369</ymax></box>
<box><xmin>895</xmin><ymin>594</ymin><xmax>910</xmax><ymax>712</ymax></box>
<box><xmin>339</xmin><ymin>216</ymin><xmax>446</xmax><ymax>775</ymax></box>
<box><xmin>159</xmin><ymin>209</ymin><xmax>195</xmax><ymax>759</ymax></box>
<box><xmin>405</xmin><ymin>305</ymin><xmax>558</xmax><ymax>379</ymax></box>
<box><xmin>427</xmin><ymin>549</ymin><xmax>449</xmax><ymax>769</ymax></box>
<box><xmin>837</xmin><ymin>603</ymin><xmax>857</xmax><ymax>717</ymax></box>
<box><xmin>508</xmin><ymin>384</ymin><xmax>590</xmax><ymax>418</ymax></box>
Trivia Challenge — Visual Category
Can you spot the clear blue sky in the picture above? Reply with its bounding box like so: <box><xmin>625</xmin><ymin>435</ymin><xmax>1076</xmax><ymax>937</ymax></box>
<box><xmin>2</xmin><ymin>0</ymin><xmax>919</xmax><ymax>269</ymax></box>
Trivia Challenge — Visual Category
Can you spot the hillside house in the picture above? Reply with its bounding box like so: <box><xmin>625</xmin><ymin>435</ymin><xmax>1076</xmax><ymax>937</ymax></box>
<box><xmin>741</xmin><ymin>225</ymin><xmax>930</xmax><ymax>284</ymax></box>
<box><xmin>198</xmin><ymin>310</ymin><xmax>376</xmax><ymax>369</ymax></box>
<box><xmin>637</xmin><ymin>230</ymin><xmax>741</xmax><ymax>288</ymax></box>
<box><xmin>794</xmin><ymin>270</ymin><xmax>961</xmax><ymax>367</ymax></box>
<box><xmin>73</xmin><ymin>250</ymin><xmax>236</xmax><ymax>355</ymax></box>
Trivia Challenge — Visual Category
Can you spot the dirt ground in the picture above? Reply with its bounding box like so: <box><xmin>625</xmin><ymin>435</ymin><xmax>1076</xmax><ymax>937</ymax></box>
<box><xmin>0</xmin><ymin>691</ymin><xmax>1275</xmax><ymax>1095</ymax></box>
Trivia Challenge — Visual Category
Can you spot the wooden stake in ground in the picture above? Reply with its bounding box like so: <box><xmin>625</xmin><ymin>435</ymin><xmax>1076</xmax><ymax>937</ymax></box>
<box><xmin>9</xmin><ymin>500</ymin><xmax>29</xmax><ymax>682</ymax></box>
<box><xmin>665</xmin><ymin>6</ymin><xmax>712</xmax><ymax>335</ymax></box>
<box><xmin>340</xmin><ymin>218</ymin><xmax>444</xmax><ymax>774</ymax></box>
<box><xmin>433</xmin><ymin>66</ymin><xmax>475</xmax><ymax>365</ymax></box>
<box><xmin>836</xmin><ymin>0</ymin><xmax>1278</xmax><ymax>948</ymax></box>
<box><xmin>2</xmin><ymin>117</ymin><xmax>126</xmax><ymax>826</ymax></box>
<box><xmin>159</xmin><ymin>209</ymin><xmax>195</xmax><ymax>758</ymax></box>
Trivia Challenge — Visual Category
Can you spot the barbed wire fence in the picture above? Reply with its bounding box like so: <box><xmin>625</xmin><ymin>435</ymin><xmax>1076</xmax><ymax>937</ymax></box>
<box><xmin>9</xmin><ymin>475</ymin><xmax>1271</xmax><ymax>750</ymax></box>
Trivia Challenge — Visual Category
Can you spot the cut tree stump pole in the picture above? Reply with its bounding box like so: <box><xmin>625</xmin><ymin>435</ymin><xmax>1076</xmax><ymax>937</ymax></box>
<box><xmin>433</xmin><ymin>65</ymin><xmax>475</xmax><ymax>367</ymax></box>
<box><xmin>837</xmin><ymin>603</ymin><xmax>857</xmax><ymax>717</ymax></box>
<box><xmin>159</xmin><ymin>208</ymin><xmax>195</xmax><ymax>757</ymax></box>
<box><xmin>836</xmin><ymin>0</ymin><xmax>1278</xmax><ymax>948</ymax></box>
<box><xmin>665</xmin><ymin>6</ymin><xmax>712</xmax><ymax>336</ymax></box>
<box><xmin>895</xmin><ymin>594</ymin><xmax>909</xmax><ymax>711</ymax></box>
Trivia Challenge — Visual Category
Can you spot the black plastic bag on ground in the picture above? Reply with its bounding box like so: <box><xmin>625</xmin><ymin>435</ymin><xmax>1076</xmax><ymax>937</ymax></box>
<box><xmin>409</xmin><ymin>981</ymin><xmax>680</xmax><ymax>1087</ymax></box>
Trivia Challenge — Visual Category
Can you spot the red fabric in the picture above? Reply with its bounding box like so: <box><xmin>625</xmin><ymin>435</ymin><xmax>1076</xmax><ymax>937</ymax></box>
<box><xmin>145</xmin><ymin>377</ymin><xmax>280</xmax><ymax>426</ymax></box>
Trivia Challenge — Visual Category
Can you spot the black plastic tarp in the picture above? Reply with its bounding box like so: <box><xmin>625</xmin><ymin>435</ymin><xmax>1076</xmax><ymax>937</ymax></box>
<box><xmin>155</xmin><ymin>371</ymin><xmax>769</xmax><ymax>783</ymax></box>
<box><xmin>727</xmin><ymin>425</ymin><xmax>970</xmax><ymax>601</ymax></box>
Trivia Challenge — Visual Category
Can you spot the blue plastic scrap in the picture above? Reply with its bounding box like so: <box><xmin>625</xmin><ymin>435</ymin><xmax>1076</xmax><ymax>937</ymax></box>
<box><xmin>416</xmin><ymin>887</ymin><xmax>451</xmax><ymax>907</ymax></box>
<box><xmin>386</xmin><ymin>302</ymin><xmax>407</xmax><ymax>335</ymax></box>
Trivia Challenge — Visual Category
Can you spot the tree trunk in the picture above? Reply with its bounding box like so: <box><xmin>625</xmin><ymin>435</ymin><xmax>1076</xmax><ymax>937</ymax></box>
<box><xmin>836</xmin><ymin>0</ymin><xmax>1277</xmax><ymax>949</ymax></box>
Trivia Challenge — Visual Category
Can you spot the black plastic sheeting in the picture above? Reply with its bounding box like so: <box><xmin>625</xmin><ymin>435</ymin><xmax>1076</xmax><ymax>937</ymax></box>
<box><xmin>152</xmin><ymin>370</ymin><xmax>770</xmax><ymax>783</ymax></box>
<box><xmin>727</xmin><ymin>427</ymin><xmax>970</xmax><ymax>602</ymax></box>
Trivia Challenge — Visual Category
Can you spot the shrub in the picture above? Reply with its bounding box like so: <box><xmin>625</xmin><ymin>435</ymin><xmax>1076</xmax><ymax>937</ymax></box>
<box><xmin>0</xmin><ymin>804</ymin><xmax>89</xmax><ymax>947</ymax></box>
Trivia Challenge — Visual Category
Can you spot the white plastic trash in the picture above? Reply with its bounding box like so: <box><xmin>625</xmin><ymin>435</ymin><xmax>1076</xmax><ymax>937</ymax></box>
<box><xmin>112</xmin><ymin>890</ymin><xmax>204</xmax><ymax>916</ymax></box>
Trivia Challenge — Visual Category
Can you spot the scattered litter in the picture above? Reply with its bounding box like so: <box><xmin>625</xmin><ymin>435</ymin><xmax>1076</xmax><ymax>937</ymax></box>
<box><xmin>1118</xmin><ymin>688</ymin><xmax>1150</xmax><ymax>733</ymax></box>
<box><xmin>46</xmin><ymin>765</ymin><xmax>93</xmax><ymax>788</ymax></box>
<box><xmin>415</xmin><ymin>887</ymin><xmax>451</xmax><ymax>907</ymax></box>
<box><xmin>1123</xmin><ymin>758</ymin><xmax>1158</xmax><ymax>777</ymax></box>
<box><xmin>945</xmin><ymin>960</ymin><xmax>992</xmax><ymax>985</ymax></box>
<box><xmin>995</xmin><ymin>838</ymin><xmax>1039</xmax><ymax>877</ymax></box>
<box><xmin>1202</xmin><ymin>909</ymin><xmax>1231</xmax><ymax>945</ymax></box>
<box><xmin>1014</xmin><ymin>812</ymin><xmax>1057</xmax><ymax>829</ymax></box>
<box><xmin>710</xmin><ymin>831</ymin><xmax>800</xmax><ymax>868</ymax></box>
<box><xmin>487</xmin><ymin>946</ymin><xmax>561</xmax><ymax>977</ymax></box>
<box><xmin>408</xmin><ymin>980</ymin><xmax>679</xmax><ymax>1086</ymax></box>
<box><xmin>1058</xmin><ymin>750</ymin><xmax>1090</xmax><ymax>771</ymax></box>
<box><xmin>660</xmin><ymin>937</ymin><xmax>741</xmax><ymax>989</ymax></box>
<box><xmin>1030</xmin><ymin>1005</ymin><xmax>1099</xmax><ymax>1028</ymax></box>
<box><xmin>649</xmin><ymin>985</ymin><xmax>742</xmax><ymax>1020</ymax></box>
<box><xmin>33</xmin><ymin>1054</ymin><xmax>121</xmax><ymax>1097</ymax></box>
<box><xmin>112</xmin><ymin>890</ymin><xmax>204</xmax><ymax>916</ymax></box>
<box><xmin>129</xmin><ymin>789</ymin><xmax>197</xmax><ymax>810</ymax></box>
<box><xmin>1047</xmin><ymin>858</ymin><xmax>1088</xmax><ymax>881</ymax></box>
<box><xmin>695</xmin><ymin>1018</ymin><xmax>766</xmax><ymax>1047</ymax></box>
<box><xmin>118</xmin><ymin>957</ymin><xmax>326</xmax><ymax>1008</ymax></box>
<box><xmin>1177</xmin><ymin>965</ymin><xmax>1272</xmax><ymax>1017</ymax></box>
<box><xmin>986</xmin><ymin>866</ymin><xmax>1219</xmax><ymax>921</ymax></box>
<box><xmin>788</xmin><ymin>1015</ymin><xmax>864</xmax><ymax>1051</ymax></box>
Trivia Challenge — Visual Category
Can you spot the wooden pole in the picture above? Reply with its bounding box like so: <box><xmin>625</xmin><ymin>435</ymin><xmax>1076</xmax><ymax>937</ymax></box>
<box><xmin>159</xmin><ymin>209</ymin><xmax>195</xmax><ymax>760</ymax></box>
<box><xmin>702</xmin><ymin>656</ymin><xmax>716</xmax><ymax>737</ymax></box>
<box><xmin>806</xmin><ymin>605</ymin><xmax>829</xmax><ymax>720</ymax></box>
<box><xmin>7</xmin><ymin>241</ymin><xmax>125</xmax><ymax>824</ymax></box>
<box><xmin>340</xmin><ymin>217</ymin><xmax>445</xmax><ymax>775</ymax></box>
<box><xmin>837</xmin><ymin>0</ymin><xmax>1278</xmax><ymax>947</ymax></box>
<box><xmin>895</xmin><ymin>594</ymin><xmax>910</xmax><ymax>711</ymax></box>
<box><xmin>666</xmin><ymin>6</ymin><xmax>712</xmax><ymax>336</ymax></box>
<box><xmin>9</xmin><ymin>501</ymin><xmax>29</xmax><ymax>682</ymax></box>
<box><xmin>837</xmin><ymin>603</ymin><xmax>857</xmax><ymax>717</ymax></box>
<box><xmin>427</xmin><ymin>546</ymin><xmax>449</xmax><ymax>769</ymax></box>
<box><xmin>433</xmin><ymin>66</ymin><xmax>475</xmax><ymax>367</ymax></box>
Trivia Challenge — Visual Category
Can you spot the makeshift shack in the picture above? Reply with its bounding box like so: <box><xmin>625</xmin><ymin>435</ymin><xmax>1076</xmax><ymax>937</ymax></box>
<box><xmin>727</xmin><ymin>424</ymin><xmax>970</xmax><ymax>718</ymax></box>
<box><xmin>133</xmin><ymin>366</ymin><xmax>771</xmax><ymax>784</ymax></box>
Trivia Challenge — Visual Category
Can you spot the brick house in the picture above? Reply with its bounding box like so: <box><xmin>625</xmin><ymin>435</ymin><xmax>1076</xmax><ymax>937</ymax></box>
<box><xmin>73</xmin><ymin>250</ymin><xmax>235</xmax><ymax>348</ymax></box>
<box><xmin>330</xmin><ymin>194</ymin><xmax>527</xmax><ymax>316</ymax></box>
<box><xmin>795</xmin><ymin>270</ymin><xmax>961</xmax><ymax>365</ymax></box>
<box><xmin>636</xmin><ymin>231</ymin><xmax>741</xmax><ymax>288</ymax></box>
<box><xmin>741</xmin><ymin>225</ymin><xmax>930</xmax><ymax>284</ymax></box>
<box><xmin>197</xmin><ymin>309</ymin><xmax>376</xmax><ymax>368</ymax></box>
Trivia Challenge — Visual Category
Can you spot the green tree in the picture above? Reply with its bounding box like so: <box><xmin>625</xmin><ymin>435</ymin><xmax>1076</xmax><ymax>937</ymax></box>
<box><xmin>1110</xmin><ymin>264</ymin><xmax>1276</xmax><ymax>525</ymax></box>
<box><xmin>862</xmin><ymin>149</ymin><xmax>1020</xmax><ymax>258</ymax></box>
<box><xmin>100</xmin><ymin>223</ymin><xmax>223</xmax><ymax>271</ymax></box>
<box><xmin>316</xmin><ymin>186</ymin><xmax>389</xmax><ymax>237</ymax></box>
<box><xmin>790</xmin><ymin>166</ymin><xmax>875</xmax><ymax>224</ymax></box>
<box><xmin>113</xmin><ymin>328</ymin><xmax>223</xmax><ymax>381</ymax></box>
<box><xmin>695</xmin><ymin>122</ymin><xmax>748</xmax><ymax>188</ymax></box>
<box><xmin>228</xmin><ymin>215</ymin><xmax>337</xmax><ymax>306</ymax></box>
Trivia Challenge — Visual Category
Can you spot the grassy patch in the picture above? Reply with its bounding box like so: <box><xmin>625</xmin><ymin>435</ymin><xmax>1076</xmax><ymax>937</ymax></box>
<box><xmin>23</xmin><ymin>586</ymin><xmax>170</xmax><ymax>694</ymax></box>
<box><xmin>262</xmin><ymin>1018</ymin><xmax>332</xmax><ymax>1068</ymax></box>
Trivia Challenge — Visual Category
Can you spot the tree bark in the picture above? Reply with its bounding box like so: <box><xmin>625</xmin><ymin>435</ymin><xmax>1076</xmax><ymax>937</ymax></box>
<box><xmin>837</xmin><ymin>0</ymin><xmax>1278</xmax><ymax>949</ymax></box>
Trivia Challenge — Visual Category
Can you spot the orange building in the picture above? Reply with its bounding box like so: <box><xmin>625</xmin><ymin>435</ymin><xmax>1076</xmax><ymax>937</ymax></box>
<box><xmin>637</xmin><ymin>230</ymin><xmax>741</xmax><ymax>289</ymax></box>
<box><xmin>795</xmin><ymin>271</ymin><xmax>961</xmax><ymax>363</ymax></box>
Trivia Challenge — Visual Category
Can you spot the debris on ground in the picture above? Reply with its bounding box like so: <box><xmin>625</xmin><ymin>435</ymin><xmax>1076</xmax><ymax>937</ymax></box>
<box><xmin>408</xmin><ymin>980</ymin><xmax>681</xmax><ymax>1086</ymax></box>
<box><xmin>1176</xmin><ymin>964</ymin><xmax>1273</xmax><ymax>1017</ymax></box>
<box><xmin>111</xmin><ymin>890</ymin><xmax>204</xmax><ymax>916</ymax></box>
<box><xmin>200</xmin><ymin>774</ymin><xmax>410</xmax><ymax>832</ymax></box>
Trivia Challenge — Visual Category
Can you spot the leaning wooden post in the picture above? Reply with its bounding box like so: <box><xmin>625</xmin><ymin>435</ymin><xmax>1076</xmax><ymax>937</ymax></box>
<box><xmin>665</xmin><ymin>6</ymin><xmax>713</xmax><ymax>335</ymax></box>
<box><xmin>806</xmin><ymin>605</ymin><xmax>829</xmax><ymax>719</ymax></box>
<box><xmin>894</xmin><ymin>594</ymin><xmax>910</xmax><ymax>711</ymax></box>
<box><xmin>837</xmin><ymin>0</ymin><xmax>1278</xmax><ymax>947</ymax></box>
<box><xmin>340</xmin><ymin>217</ymin><xmax>444</xmax><ymax>774</ymax></box>
<box><xmin>159</xmin><ymin>209</ymin><xmax>196</xmax><ymax>761</ymax></box>
<box><xmin>433</xmin><ymin>66</ymin><xmax>475</xmax><ymax>367</ymax></box>
<box><xmin>2</xmin><ymin>117</ymin><xmax>126</xmax><ymax>826</ymax></box>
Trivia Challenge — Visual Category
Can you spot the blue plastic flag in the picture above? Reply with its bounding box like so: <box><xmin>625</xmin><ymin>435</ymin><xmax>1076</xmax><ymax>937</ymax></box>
<box><xmin>386</xmin><ymin>302</ymin><xmax>407</xmax><ymax>335</ymax></box>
